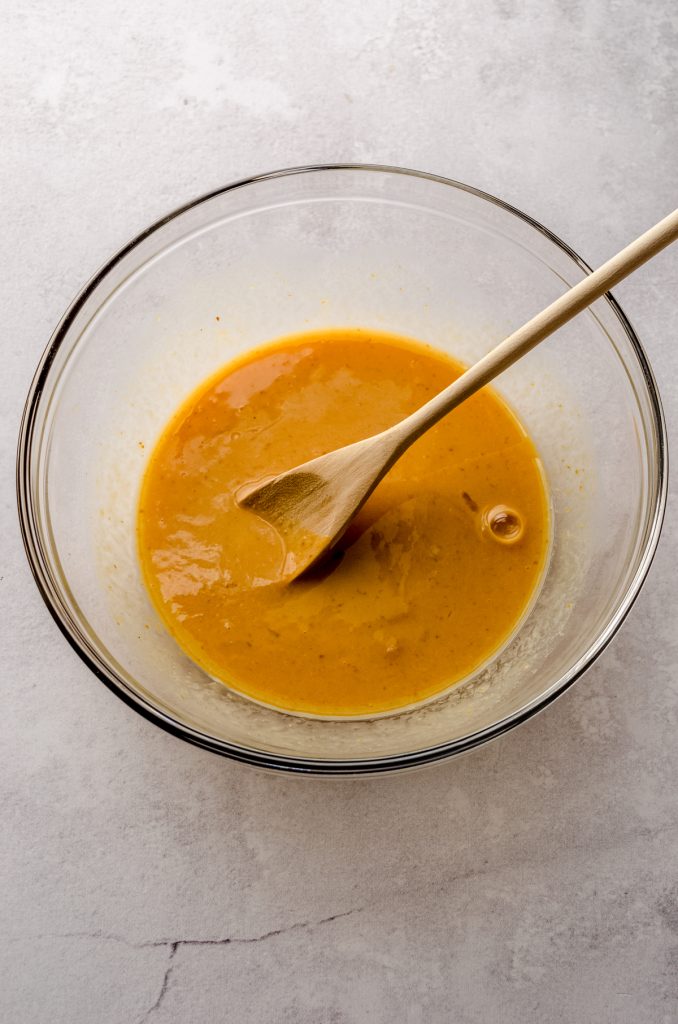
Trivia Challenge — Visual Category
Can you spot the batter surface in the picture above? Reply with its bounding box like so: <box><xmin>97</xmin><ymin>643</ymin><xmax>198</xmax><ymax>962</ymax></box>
<box><xmin>138</xmin><ymin>329</ymin><xmax>550</xmax><ymax>716</ymax></box>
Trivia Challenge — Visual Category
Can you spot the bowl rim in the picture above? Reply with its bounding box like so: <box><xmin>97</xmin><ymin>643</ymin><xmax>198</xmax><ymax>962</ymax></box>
<box><xmin>16</xmin><ymin>162</ymin><xmax>669</xmax><ymax>775</ymax></box>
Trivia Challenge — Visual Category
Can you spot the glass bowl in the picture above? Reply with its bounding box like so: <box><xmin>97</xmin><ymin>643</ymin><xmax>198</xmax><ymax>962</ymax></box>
<box><xmin>17</xmin><ymin>164</ymin><xmax>667</xmax><ymax>776</ymax></box>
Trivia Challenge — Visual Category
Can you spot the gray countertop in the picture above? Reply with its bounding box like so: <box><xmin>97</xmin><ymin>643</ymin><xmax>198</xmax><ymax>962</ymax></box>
<box><xmin>2</xmin><ymin>1</ymin><xmax>677</xmax><ymax>1021</ymax></box>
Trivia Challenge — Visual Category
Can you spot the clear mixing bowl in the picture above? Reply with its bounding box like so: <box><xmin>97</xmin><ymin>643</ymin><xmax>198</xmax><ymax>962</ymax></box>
<box><xmin>17</xmin><ymin>165</ymin><xmax>667</xmax><ymax>775</ymax></box>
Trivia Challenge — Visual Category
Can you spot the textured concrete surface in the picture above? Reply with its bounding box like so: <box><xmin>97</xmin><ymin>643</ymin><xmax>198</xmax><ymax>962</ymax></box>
<box><xmin>2</xmin><ymin>1</ymin><xmax>678</xmax><ymax>1021</ymax></box>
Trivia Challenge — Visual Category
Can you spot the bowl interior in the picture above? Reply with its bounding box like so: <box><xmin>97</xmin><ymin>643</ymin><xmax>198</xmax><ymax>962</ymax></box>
<box><xmin>23</xmin><ymin>167</ymin><xmax>663</xmax><ymax>769</ymax></box>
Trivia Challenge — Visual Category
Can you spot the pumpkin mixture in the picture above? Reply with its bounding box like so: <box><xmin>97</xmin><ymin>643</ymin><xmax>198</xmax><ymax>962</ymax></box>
<box><xmin>137</xmin><ymin>329</ymin><xmax>550</xmax><ymax>716</ymax></box>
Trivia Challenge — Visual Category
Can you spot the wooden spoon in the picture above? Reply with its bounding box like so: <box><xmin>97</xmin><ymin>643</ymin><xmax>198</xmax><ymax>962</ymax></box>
<box><xmin>239</xmin><ymin>209</ymin><xmax>678</xmax><ymax>576</ymax></box>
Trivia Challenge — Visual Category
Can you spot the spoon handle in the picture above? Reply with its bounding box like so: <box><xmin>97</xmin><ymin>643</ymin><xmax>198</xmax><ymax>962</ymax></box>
<box><xmin>395</xmin><ymin>207</ymin><xmax>678</xmax><ymax>446</ymax></box>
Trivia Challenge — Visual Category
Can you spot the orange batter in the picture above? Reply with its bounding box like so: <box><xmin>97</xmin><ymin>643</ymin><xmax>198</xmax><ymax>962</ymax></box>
<box><xmin>137</xmin><ymin>329</ymin><xmax>550</xmax><ymax>716</ymax></box>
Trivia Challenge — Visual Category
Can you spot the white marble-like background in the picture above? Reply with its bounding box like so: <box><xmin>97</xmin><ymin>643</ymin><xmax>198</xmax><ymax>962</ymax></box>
<box><xmin>2</xmin><ymin>1</ymin><xmax>677</xmax><ymax>1021</ymax></box>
